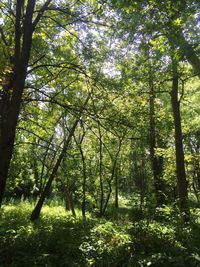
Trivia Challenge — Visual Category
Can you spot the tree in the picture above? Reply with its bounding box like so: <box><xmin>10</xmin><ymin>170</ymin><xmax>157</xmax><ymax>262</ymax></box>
<box><xmin>107</xmin><ymin>0</ymin><xmax>199</xmax><ymax>217</ymax></box>
<box><xmin>0</xmin><ymin>0</ymin><xmax>102</xmax><ymax>205</ymax></box>
<box><xmin>30</xmin><ymin>94</ymin><xmax>90</xmax><ymax>220</ymax></box>
<box><xmin>149</xmin><ymin>72</ymin><xmax>165</xmax><ymax>206</ymax></box>
<box><xmin>0</xmin><ymin>0</ymin><xmax>52</xmax><ymax>205</ymax></box>
<box><xmin>170</xmin><ymin>59</ymin><xmax>190</xmax><ymax>222</ymax></box>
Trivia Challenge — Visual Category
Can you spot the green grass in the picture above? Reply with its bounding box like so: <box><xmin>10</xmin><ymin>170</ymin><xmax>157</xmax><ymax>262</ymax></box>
<box><xmin>0</xmin><ymin>201</ymin><xmax>200</xmax><ymax>267</ymax></box>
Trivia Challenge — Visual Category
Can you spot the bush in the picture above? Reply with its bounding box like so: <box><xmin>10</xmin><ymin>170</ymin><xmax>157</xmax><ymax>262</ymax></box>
<box><xmin>80</xmin><ymin>221</ymin><xmax>132</xmax><ymax>267</ymax></box>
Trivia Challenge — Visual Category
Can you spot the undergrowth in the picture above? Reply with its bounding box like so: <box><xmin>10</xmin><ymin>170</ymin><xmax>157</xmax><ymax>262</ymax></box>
<box><xmin>0</xmin><ymin>200</ymin><xmax>200</xmax><ymax>267</ymax></box>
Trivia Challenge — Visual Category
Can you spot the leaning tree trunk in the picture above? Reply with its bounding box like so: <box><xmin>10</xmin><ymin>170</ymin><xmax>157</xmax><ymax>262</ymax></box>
<box><xmin>102</xmin><ymin>135</ymin><xmax>124</xmax><ymax>214</ymax></box>
<box><xmin>30</xmin><ymin>95</ymin><xmax>90</xmax><ymax>220</ymax></box>
<box><xmin>171</xmin><ymin>61</ymin><xmax>190</xmax><ymax>222</ymax></box>
<box><xmin>30</xmin><ymin>118</ymin><xmax>80</xmax><ymax>220</ymax></box>
<box><xmin>73</xmin><ymin>125</ymin><xmax>87</xmax><ymax>218</ymax></box>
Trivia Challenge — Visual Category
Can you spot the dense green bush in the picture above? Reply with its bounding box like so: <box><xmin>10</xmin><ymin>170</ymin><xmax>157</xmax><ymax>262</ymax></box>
<box><xmin>80</xmin><ymin>221</ymin><xmax>132</xmax><ymax>266</ymax></box>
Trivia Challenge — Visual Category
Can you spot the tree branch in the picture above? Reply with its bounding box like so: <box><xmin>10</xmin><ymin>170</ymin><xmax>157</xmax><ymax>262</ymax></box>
<box><xmin>32</xmin><ymin>0</ymin><xmax>52</xmax><ymax>30</ymax></box>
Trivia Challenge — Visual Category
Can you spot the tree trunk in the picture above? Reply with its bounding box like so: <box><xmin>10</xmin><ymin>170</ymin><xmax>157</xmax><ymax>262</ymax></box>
<box><xmin>192</xmin><ymin>177</ymin><xmax>200</xmax><ymax>205</ymax></box>
<box><xmin>30</xmin><ymin>95</ymin><xmax>90</xmax><ymax>220</ymax></box>
<box><xmin>32</xmin><ymin>156</ymin><xmax>40</xmax><ymax>196</ymax></box>
<box><xmin>102</xmin><ymin>179</ymin><xmax>112</xmax><ymax>215</ymax></box>
<box><xmin>0</xmin><ymin>0</ymin><xmax>35</xmax><ymax>206</ymax></box>
<box><xmin>65</xmin><ymin>187</ymin><xmax>76</xmax><ymax>217</ymax></box>
<box><xmin>103</xmin><ymin>137</ymin><xmax>124</xmax><ymax>214</ymax></box>
<box><xmin>0</xmin><ymin>0</ymin><xmax>51</xmax><ymax>206</ymax></box>
<box><xmin>30</xmin><ymin>120</ymin><xmax>79</xmax><ymax>220</ymax></box>
<box><xmin>39</xmin><ymin>135</ymin><xmax>54</xmax><ymax>194</ymax></box>
<box><xmin>114</xmin><ymin>166</ymin><xmax>119</xmax><ymax>208</ymax></box>
<box><xmin>74</xmin><ymin>126</ymin><xmax>87</xmax><ymax>218</ymax></box>
<box><xmin>80</xmin><ymin>145</ymin><xmax>87</xmax><ymax>218</ymax></box>
<box><xmin>96</xmin><ymin>121</ymin><xmax>118</xmax><ymax>217</ymax></box>
<box><xmin>149</xmin><ymin>79</ymin><xmax>165</xmax><ymax>206</ymax></box>
<box><xmin>171</xmin><ymin>61</ymin><xmax>190</xmax><ymax>222</ymax></box>
<box><xmin>98</xmin><ymin>122</ymin><xmax>104</xmax><ymax>216</ymax></box>
<box><xmin>113</xmin><ymin>138</ymin><xmax>124</xmax><ymax>208</ymax></box>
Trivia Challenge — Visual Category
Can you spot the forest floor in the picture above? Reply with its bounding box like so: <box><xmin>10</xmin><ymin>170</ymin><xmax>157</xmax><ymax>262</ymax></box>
<box><xmin>0</xmin><ymin>199</ymin><xmax>200</xmax><ymax>267</ymax></box>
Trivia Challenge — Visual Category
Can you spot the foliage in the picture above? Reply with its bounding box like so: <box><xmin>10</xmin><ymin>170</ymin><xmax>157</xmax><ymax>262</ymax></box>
<box><xmin>0</xmin><ymin>201</ymin><xmax>200</xmax><ymax>267</ymax></box>
<box><xmin>0</xmin><ymin>0</ymin><xmax>200</xmax><ymax>266</ymax></box>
